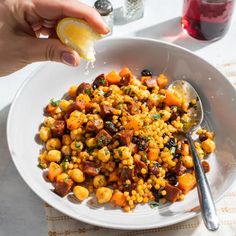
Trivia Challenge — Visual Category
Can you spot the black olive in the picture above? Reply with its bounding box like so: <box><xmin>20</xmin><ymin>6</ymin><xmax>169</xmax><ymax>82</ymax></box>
<box><xmin>104</xmin><ymin>121</ymin><xmax>118</xmax><ymax>134</ymax></box>
<box><xmin>65</xmin><ymin>128</ymin><xmax>70</xmax><ymax>134</ymax></box>
<box><xmin>162</xmin><ymin>132</ymin><xmax>168</xmax><ymax>138</ymax></box>
<box><xmin>151</xmin><ymin>186</ymin><xmax>164</xmax><ymax>202</ymax></box>
<box><xmin>169</xmin><ymin>111</ymin><xmax>178</xmax><ymax>122</ymax></box>
<box><xmin>132</xmin><ymin>136</ymin><xmax>139</xmax><ymax>144</ymax></box>
<box><xmin>132</xmin><ymin>136</ymin><xmax>149</xmax><ymax>151</ymax></box>
<box><xmin>174</xmin><ymin>153</ymin><xmax>181</xmax><ymax>159</ymax></box>
<box><xmin>166</xmin><ymin>172</ymin><xmax>177</xmax><ymax>186</ymax></box>
<box><xmin>165</xmin><ymin>137</ymin><xmax>177</xmax><ymax>149</ymax></box>
<box><xmin>199</xmin><ymin>133</ymin><xmax>208</xmax><ymax>142</ymax></box>
<box><xmin>151</xmin><ymin>188</ymin><xmax>160</xmax><ymax>202</ymax></box>
<box><xmin>141</xmin><ymin>69</ymin><xmax>153</xmax><ymax>77</ymax></box>
<box><xmin>169</xmin><ymin>109</ymin><xmax>185</xmax><ymax>122</ymax></box>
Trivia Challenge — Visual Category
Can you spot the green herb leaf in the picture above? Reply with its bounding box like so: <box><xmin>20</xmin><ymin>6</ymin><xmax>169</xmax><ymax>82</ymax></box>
<box><xmin>97</xmin><ymin>139</ymin><xmax>103</xmax><ymax>147</ymax></box>
<box><xmin>153</xmin><ymin>162</ymin><xmax>161</xmax><ymax>167</ymax></box>
<box><xmin>75</xmin><ymin>142</ymin><xmax>81</xmax><ymax>148</ymax></box>
<box><xmin>177</xmin><ymin>144</ymin><xmax>182</xmax><ymax>150</ymax></box>
<box><xmin>87</xmin><ymin>148</ymin><xmax>95</xmax><ymax>154</ymax></box>
<box><xmin>37</xmin><ymin>163</ymin><xmax>46</xmax><ymax>169</ymax></box>
<box><xmin>170</xmin><ymin>147</ymin><xmax>176</xmax><ymax>154</ymax></box>
<box><xmin>101</xmin><ymin>79</ymin><xmax>106</xmax><ymax>85</ymax></box>
<box><xmin>85</xmin><ymin>88</ymin><xmax>91</xmax><ymax>95</ymax></box>
<box><xmin>118</xmin><ymin>149</ymin><xmax>123</xmax><ymax>158</ymax></box>
<box><xmin>61</xmin><ymin>156</ymin><xmax>70</xmax><ymax>172</ymax></box>
<box><xmin>62</xmin><ymin>160</ymin><xmax>68</xmax><ymax>172</ymax></box>
<box><xmin>50</xmin><ymin>98</ymin><xmax>61</xmax><ymax>107</ymax></box>
<box><xmin>104</xmin><ymin>147</ymin><xmax>110</xmax><ymax>155</ymax></box>
<box><xmin>152</xmin><ymin>114</ymin><xmax>161</xmax><ymax>120</ymax></box>
<box><xmin>143</xmin><ymin>156</ymin><xmax>148</xmax><ymax>163</ymax></box>
<box><xmin>149</xmin><ymin>201</ymin><xmax>159</xmax><ymax>209</ymax></box>
<box><xmin>157</xmin><ymin>94</ymin><xmax>165</xmax><ymax>99</ymax></box>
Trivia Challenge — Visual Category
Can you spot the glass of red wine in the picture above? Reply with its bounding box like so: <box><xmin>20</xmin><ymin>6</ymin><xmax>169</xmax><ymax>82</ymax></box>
<box><xmin>181</xmin><ymin>0</ymin><xmax>235</xmax><ymax>41</ymax></box>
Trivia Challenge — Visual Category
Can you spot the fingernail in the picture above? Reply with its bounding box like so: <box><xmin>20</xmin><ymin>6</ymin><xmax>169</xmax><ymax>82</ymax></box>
<box><xmin>61</xmin><ymin>52</ymin><xmax>78</xmax><ymax>66</ymax></box>
<box><xmin>104</xmin><ymin>25</ymin><xmax>110</xmax><ymax>34</ymax></box>
<box><xmin>32</xmin><ymin>24</ymin><xmax>41</xmax><ymax>31</ymax></box>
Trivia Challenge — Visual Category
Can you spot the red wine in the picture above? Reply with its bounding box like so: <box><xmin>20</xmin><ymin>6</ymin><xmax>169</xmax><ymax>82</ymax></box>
<box><xmin>181</xmin><ymin>0</ymin><xmax>235</xmax><ymax>41</ymax></box>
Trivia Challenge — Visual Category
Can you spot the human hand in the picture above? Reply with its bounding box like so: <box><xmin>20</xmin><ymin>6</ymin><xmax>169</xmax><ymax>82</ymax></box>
<box><xmin>0</xmin><ymin>0</ymin><xmax>109</xmax><ymax>76</ymax></box>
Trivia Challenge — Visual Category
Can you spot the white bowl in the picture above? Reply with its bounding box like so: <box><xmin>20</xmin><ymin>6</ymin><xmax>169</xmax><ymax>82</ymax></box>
<box><xmin>7</xmin><ymin>37</ymin><xmax>236</xmax><ymax>230</ymax></box>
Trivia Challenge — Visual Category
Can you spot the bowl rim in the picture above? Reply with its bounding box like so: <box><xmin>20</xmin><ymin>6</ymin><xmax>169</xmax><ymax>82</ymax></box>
<box><xmin>7</xmin><ymin>36</ymin><xmax>236</xmax><ymax>230</ymax></box>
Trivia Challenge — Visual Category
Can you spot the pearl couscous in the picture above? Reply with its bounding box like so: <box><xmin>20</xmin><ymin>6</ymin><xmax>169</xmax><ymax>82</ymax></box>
<box><xmin>38</xmin><ymin>67</ymin><xmax>215</xmax><ymax>212</ymax></box>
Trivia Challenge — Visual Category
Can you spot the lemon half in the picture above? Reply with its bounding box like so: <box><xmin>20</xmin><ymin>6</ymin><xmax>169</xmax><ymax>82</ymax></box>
<box><xmin>56</xmin><ymin>18</ymin><xmax>101</xmax><ymax>62</ymax></box>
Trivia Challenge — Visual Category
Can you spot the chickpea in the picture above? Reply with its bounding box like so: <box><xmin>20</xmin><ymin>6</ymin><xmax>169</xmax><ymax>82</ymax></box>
<box><xmin>46</xmin><ymin>138</ymin><xmax>61</xmax><ymax>150</ymax></box>
<box><xmin>206</xmin><ymin>132</ymin><xmax>214</xmax><ymax>140</ymax></box>
<box><xmin>201</xmin><ymin>139</ymin><xmax>216</xmax><ymax>153</ymax></box>
<box><xmin>86</xmin><ymin>137</ymin><xmax>97</xmax><ymax>148</ymax></box>
<box><xmin>61</xmin><ymin>145</ymin><xmax>72</xmax><ymax>156</ymax></box>
<box><xmin>39</xmin><ymin>151</ymin><xmax>47</xmax><ymax>168</ymax></box>
<box><xmin>70</xmin><ymin>169</ymin><xmax>85</xmax><ymax>183</ymax></box>
<box><xmin>70</xmin><ymin>129</ymin><xmax>83</xmax><ymax>141</ymax></box>
<box><xmin>39</xmin><ymin>126</ymin><xmax>51</xmax><ymax>142</ymax></box>
<box><xmin>181</xmin><ymin>155</ymin><xmax>194</xmax><ymax>168</ymax></box>
<box><xmin>59</xmin><ymin>100</ymin><xmax>70</xmax><ymax>111</ymax></box>
<box><xmin>56</xmin><ymin>173</ymin><xmax>69</xmax><ymax>182</ymax></box>
<box><xmin>76</xmin><ymin>94</ymin><xmax>91</xmax><ymax>103</ymax></box>
<box><xmin>73</xmin><ymin>186</ymin><xmax>89</xmax><ymax>201</ymax></box>
<box><xmin>96</xmin><ymin>187</ymin><xmax>112</xmax><ymax>204</ymax></box>
<box><xmin>71</xmin><ymin>141</ymin><xmax>83</xmax><ymax>151</ymax></box>
<box><xmin>67</xmin><ymin>111</ymin><xmax>87</xmax><ymax>131</ymax></box>
<box><xmin>93</xmin><ymin>175</ymin><xmax>107</xmax><ymax>188</ymax></box>
<box><xmin>97</xmin><ymin>146</ymin><xmax>110</xmax><ymax>163</ymax></box>
<box><xmin>109</xmin><ymin>85</ymin><xmax>122</xmax><ymax>93</ymax></box>
<box><xmin>43</xmin><ymin>117</ymin><xmax>55</xmax><ymax>128</ymax></box>
<box><xmin>46</xmin><ymin>150</ymin><xmax>62</xmax><ymax>162</ymax></box>
<box><xmin>62</xmin><ymin>135</ymin><xmax>72</xmax><ymax>145</ymax></box>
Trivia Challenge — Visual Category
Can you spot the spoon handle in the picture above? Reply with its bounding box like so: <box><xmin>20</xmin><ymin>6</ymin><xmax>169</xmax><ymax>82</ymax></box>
<box><xmin>186</xmin><ymin>133</ymin><xmax>219</xmax><ymax>231</ymax></box>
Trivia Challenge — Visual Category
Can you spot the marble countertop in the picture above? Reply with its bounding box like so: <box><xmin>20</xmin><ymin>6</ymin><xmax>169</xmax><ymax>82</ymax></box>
<box><xmin>0</xmin><ymin>0</ymin><xmax>236</xmax><ymax>235</ymax></box>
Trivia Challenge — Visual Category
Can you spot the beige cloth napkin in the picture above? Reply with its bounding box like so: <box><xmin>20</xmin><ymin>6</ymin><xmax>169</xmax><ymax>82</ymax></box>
<box><xmin>45</xmin><ymin>62</ymin><xmax>236</xmax><ymax>236</ymax></box>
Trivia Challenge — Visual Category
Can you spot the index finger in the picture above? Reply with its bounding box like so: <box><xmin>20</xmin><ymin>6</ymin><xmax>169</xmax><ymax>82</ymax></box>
<box><xmin>32</xmin><ymin>0</ymin><xmax>109</xmax><ymax>34</ymax></box>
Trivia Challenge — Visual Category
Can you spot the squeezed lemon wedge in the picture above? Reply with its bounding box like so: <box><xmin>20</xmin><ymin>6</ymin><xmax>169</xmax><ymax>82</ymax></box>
<box><xmin>56</xmin><ymin>18</ymin><xmax>101</xmax><ymax>62</ymax></box>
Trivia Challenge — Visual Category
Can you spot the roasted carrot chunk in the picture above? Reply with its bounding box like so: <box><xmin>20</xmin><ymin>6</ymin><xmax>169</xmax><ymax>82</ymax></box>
<box><xmin>106</xmin><ymin>70</ymin><xmax>121</xmax><ymax>84</ymax></box>
<box><xmin>119</xmin><ymin>67</ymin><xmax>133</xmax><ymax>78</ymax></box>
<box><xmin>157</xmin><ymin>74</ymin><xmax>168</xmax><ymax>88</ymax></box>
<box><xmin>178</xmin><ymin>173</ymin><xmax>196</xmax><ymax>193</ymax></box>
<box><xmin>110</xmin><ymin>190</ymin><xmax>126</xmax><ymax>207</ymax></box>
<box><xmin>165</xmin><ymin>91</ymin><xmax>182</xmax><ymax>107</ymax></box>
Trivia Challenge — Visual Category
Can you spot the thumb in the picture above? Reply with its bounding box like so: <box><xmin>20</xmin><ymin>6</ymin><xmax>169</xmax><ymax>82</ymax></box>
<box><xmin>25</xmin><ymin>38</ymin><xmax>80</xmax><ymax>66</ymax></box>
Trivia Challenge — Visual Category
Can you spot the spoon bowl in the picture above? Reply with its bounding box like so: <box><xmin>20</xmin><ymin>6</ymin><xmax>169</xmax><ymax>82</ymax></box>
<box><xmin>169</xmin><ymin>80</ymin><xmax>203</xmax><ymax>133</ymax></box>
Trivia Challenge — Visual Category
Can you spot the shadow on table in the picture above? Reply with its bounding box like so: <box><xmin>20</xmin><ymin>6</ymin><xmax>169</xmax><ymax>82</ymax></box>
<box><xmin>135</xmin><ymin>17</ymin><xmax>212</xmax><ymax>52</ymax></box>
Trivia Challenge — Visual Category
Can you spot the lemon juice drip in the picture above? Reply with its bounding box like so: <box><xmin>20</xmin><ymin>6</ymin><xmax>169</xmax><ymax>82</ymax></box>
<box><xmin>84</xmin><ymin>61</ymin><xmax>95</xmax><ymax>75</ymax></box>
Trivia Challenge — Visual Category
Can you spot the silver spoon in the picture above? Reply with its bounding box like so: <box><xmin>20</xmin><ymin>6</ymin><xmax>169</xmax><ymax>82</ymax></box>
<box><xmin>169</xmin><ymin>80</ymin><xmax>219</xmax><ymax>231</ymax></box>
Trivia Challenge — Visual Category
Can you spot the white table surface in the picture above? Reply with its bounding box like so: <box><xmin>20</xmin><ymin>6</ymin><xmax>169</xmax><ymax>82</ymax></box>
<box><xmin>0</xmin><ymin>1</ymin><xmax>236</xmax><ymax>235</ymax></box>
